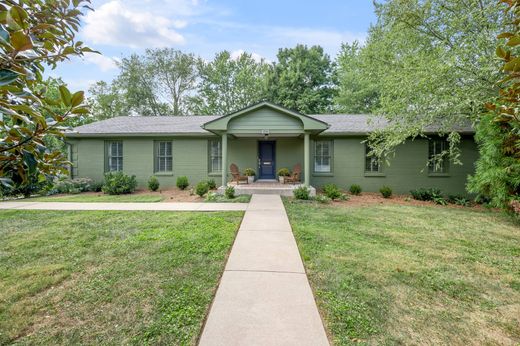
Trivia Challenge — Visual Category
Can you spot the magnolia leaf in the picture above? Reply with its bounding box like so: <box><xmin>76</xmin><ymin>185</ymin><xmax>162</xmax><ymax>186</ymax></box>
<box><xmin>59</xmin><ymin>85</ymin><xmax>72</xmax><ymax>106</ymax></box>
<box><xmin>23</xmin><ymin>150</ymin><xmax>37</xmax><ymax>174</ymax></box>
<box><xmin>506</xmin><ymin>35</ymin><xmax>520</xmax><ymax>47</ymax></box>
<box><xmin>503</xmin><ymin>57</ymin><xmax>520</xmax><ymax>72</ymax></box>
<box><xmin>7</xmin><ymin>5</ymin><xmax>28</xmax><ymax>30</ymax></box>
<box><xmin>497</xmin><ymin>32</ymin><xmax>514</xmax><ymax>39</ymax></box>
<box><xmin>10</xmin><ymin>30</ymin><xmax>33</xmax><ymax>51</ymax></box>
<box><xmin>0</xmin><ymin>69</ymin><xmax>19</xmax><ymax>86</ymax></box>
<box><xmin>70</xmin><ymin>91</ymin><xmax>84</xmax><ymax>107</ymax></box>
<box><xmin>497</xmin><ymin>46</ymin><xmax>507</xmax><ymax>59</ymax></box>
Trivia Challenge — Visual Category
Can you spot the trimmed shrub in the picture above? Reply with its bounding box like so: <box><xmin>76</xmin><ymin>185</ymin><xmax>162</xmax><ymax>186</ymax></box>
<box><xmin>176</xmin><ymin>176</ymin><xmax>189</xmax><ymax>190</ymax></box>
<box><xmin>314</xmin><ymin>194</ymin><xmax>331</xmax><ymax>204</ymax></box>
<box><xmin>207</xmin><ymin>179</ymin><xmax>217</xmax><ymax>190</ymax></box>
<box><xmin>293</xmin><ymin>186</ymin><xmax>311</xmax><ymax>200</ymax></box>
<box><xmin>410</xmin><ymin>188</ymin><xmax>442</xmax><ymax>201</ymax></box>
<box><xmin>379</xmin><ymin>186</ymin><xmax>392</xmax><ymax>198</ymax></box>
<box><xmin>102</xmin><ymin>172</ymin><xmax>137</xmax><ymax>195</ymax></box>
<box><xmin>225</xmin><ymin>186</ymin><xmax>235</xmax><ymax>199</ymax></box>
<box><xmin>195</xmin><ymin>181</ymin><xmax>209</xmax><ymax>197</ymax></box>
<box><xmin>277</xmin><ymin>168</ymin><xmax>290</xmax><ymax>177</ymax></box>
<box><xmin>349</xmin><ymin>184</ymin><xmax>362</xmax><ymax>195</ymax></box>
<box><xmin>244</xmin><ymin>168</ymin><xmax>256</xmax><ymax>176</ymax></box>
<box><xmin>322</xmin><ymin>183</ymin><xmax>341</xmax><ymax>200</ymax></box>
<box><xmin>148</xmin><ymin>176</ymin><xmax>160</xmax><ymax>191</ymax></box>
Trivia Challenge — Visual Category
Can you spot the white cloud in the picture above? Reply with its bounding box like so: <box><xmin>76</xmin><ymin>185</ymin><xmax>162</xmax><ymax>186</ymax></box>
<box><xmin>83</xmin><ymin>53</ymin><xmax>120</xmax><ymax>71</ymax></box>
<box><xmin>83</xmin><ymin>0</ymin><xmax>187</xmax><ymax>48</ymax></box>
<box><xmin>230</xmin><ymin>49</ymin><xmax>266</xmax><ymax>63</ymax></box>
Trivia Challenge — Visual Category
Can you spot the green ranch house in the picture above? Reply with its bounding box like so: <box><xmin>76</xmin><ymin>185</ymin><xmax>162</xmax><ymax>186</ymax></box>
<box><xmin>65</xmin><ymin>102</ymin><xmax>477</xmax><ymax>196</ymax></box>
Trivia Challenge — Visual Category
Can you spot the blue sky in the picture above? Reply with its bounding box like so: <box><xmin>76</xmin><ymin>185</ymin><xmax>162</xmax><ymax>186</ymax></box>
<box><xmin>53</xmin><ymin>0</ymin><xmax>376</xmax><ymax>92</ymax></box>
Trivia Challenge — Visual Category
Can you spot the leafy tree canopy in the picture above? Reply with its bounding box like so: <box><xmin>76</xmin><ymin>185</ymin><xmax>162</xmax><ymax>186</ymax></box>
<box><xmin>335</xmin><ymin>41</ymin><xmax>380</xmax><ymax>114</ymax></box>
<box><xmin>189</xmin><ymin>50</ymin><xmax>270</xmax><ymax>115</ymax></box>
<box><xmin>267</xmin><ymin>44</ymin><xmax>336</xmax><ymax>114</ymax></box>
<box><xmin>348</xmin><ymin>0</ymin><xmax>506</xmax><ymax>159</ymax></box>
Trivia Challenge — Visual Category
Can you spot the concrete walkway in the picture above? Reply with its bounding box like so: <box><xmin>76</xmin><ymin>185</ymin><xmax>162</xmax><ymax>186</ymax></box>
<box><xmin>0</xmin><ymin>201</ymin><xmax>247</xmax><ymax>211</ymax></box>
<box><xmin>199</xmin><ymin>194</ymin><xmax>329</xmax><ymax>346</ymax></box>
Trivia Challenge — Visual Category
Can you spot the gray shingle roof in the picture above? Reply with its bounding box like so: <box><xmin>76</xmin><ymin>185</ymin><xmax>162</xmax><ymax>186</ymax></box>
<box><xmin>69</xmin><ymin>115</ymin><xmax>220</xmax><ymax>136</ymax></box>
<box><xmin>68</xmin><ymin>114</ymin><xmax>474</xmax><ymax>137</ymax></box>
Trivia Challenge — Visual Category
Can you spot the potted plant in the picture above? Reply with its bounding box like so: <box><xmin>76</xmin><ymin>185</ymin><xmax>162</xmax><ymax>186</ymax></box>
<box><xmin>244</xmin><ymin>168</ymin><xmax>256</xmax><ymax>183</ymax></box>
<box><xmin>277</xmin><ymin>168</ymin><xmax>290</xmax><ymax>183</ymax></box>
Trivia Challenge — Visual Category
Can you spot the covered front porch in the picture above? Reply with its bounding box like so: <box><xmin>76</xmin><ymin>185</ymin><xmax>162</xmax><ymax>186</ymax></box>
<box><xmin>202</xmin><ymin>102</ymin><xmax>329</xmax><ymax>195</ymax></box>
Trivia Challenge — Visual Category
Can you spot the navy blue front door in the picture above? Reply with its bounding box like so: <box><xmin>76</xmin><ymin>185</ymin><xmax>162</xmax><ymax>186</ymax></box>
<box><xmin>258</xmin><ymin>141</ymin><xmax>276</xmax><ymax>179</ymax></box>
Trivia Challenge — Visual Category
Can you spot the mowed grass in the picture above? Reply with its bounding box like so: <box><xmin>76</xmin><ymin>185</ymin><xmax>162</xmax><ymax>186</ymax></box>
<box><xmin>284</xmin><ymin>200</ymin><xmax>520</xmax><ymax>345</ymax></box>
<box><xmin>27</xmin><ymin>193</ymin><xmax>164</xmax><ymax>202</ymax></box>
<box><xmin>0</xmin><ymin>210</ymin><xmax>243</xmax><ymax>345</ymax></box>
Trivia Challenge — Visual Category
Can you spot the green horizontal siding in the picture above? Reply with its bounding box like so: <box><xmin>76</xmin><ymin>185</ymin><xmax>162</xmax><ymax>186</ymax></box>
<box><xmin>70</xmin><ymin>135</ymin><xmax>477</xmax><ymax>194</ymax></box>
<box><xmin>227</xmin><ymin>108</ymin><xmax>303</xmax><ymax>134</ymax></box>
<box><xmin>310</xmin><ymin>136</ymin><xmax>477</xmax><ymax>195</ymax></box>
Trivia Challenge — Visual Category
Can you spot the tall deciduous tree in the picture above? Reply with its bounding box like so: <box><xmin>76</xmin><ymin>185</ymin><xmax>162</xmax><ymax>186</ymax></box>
<box><xmin>334</xmin><ymin>41</ymin><xmax>379</xmax><ymax>114</ymax></box>
<box><xmin>97</xmin><ymin>49</ymin><xmax>198</xmax><ymax>116</ymax></box>
<box><xmin>355</xmin><ymin>0</ymin><xmax>505</xmax><ymax>159</ymax></box>
<box><xmin>148</xmin><ymin>48</ymin><xmax>198</xmax><ymax>115</ymax></box>
<box><xmin>88</xmin><ymin>80</ymin><xmax>128</xmax><ymax>120</ymax></box>
<box><xmin>468</xmin><ymin>0</ymin><xmax>520</xmax><ymax>210</ymax></box>
<box><xmin>0</xmin><ymin>1</ymin><xmax>95</xmax><ymax>187</ymax></box>
<box><xmin>189</xmin><ymin>51</ymin><xmax>270</xmax><ymax>115</ymax></box>
<box><xmin>267</xmin><ymin>44</ymin><xmax>336</xmax><ymax>114</ymax></box>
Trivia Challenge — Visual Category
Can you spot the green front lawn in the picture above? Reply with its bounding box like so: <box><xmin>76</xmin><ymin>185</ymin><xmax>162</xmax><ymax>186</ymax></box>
<box><xmin>284</xmin><ymin>200</ymin><xmax>520</xmax><ymax>345</ymax></box>
<box><xmin>27</xmin><ymin>193</ymin><xmax>165</xmax><ymax>202</ymax></box>
<box><xmin>0</xmin><ymin>210</ymin><xmax>243</xmax><ymax>344</ymax></box>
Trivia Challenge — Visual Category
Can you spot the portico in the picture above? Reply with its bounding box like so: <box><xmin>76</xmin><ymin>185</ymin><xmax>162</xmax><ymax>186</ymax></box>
<box><xmin>201</xmin><ymin>102</ymin><xmax>329</xmax><ymax>190</ymax></box>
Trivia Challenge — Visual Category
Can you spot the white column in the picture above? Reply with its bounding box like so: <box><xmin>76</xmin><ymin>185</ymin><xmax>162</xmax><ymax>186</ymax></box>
<box><xmin>221</xmin><ymin>133</ymin><xmax>228</xmax><ymax>187</ymax></box>
<box><xmin>304</xmin><ymin>133</ymin><xmax>310</xmax><ymax>186</ymax></box>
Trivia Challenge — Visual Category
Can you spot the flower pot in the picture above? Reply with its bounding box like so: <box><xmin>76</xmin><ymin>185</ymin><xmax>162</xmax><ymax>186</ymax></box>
<box><xmin>247</xmin><ymin>176</ymin><xmax>254</xmax><ymax>184</ymax></box>
<box><xmin>279</xmin><ymin>176</ymin><xmax>285</xmax><ymax>184</ymax></box>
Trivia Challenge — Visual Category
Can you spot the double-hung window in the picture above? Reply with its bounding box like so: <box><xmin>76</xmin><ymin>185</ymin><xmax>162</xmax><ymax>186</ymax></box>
<box><xmin>365</xmin><ymin>144</ymin><xmax>382</xmax><ymax>173</ymax></box>
<box><xmin>155</xmin><ymin>141</ymin><xmax>173</xmax><ymax>172</ymax></box>
<box><xmin>209</xmin><ymin>140</ymin><xmax>222</xmax><ymax>173</ymax></box>
<box><xmin>106</xmin><ymin>141</ymin><xmax>123</xmax><ymax>172</ymax></box>
<box><xmin>428</xmin><ymin>139</ymin><xmax>449</xmax><ymax>174</ymax></box>
<box><xmin>314</xmin><ymin>140</ymin><xmax>332</xmax><ymax>173</ymax></box>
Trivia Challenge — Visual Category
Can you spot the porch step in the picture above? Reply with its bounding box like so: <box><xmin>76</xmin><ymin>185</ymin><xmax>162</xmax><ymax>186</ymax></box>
<box><xmin>218</xmin><ymin>184</ymin><xmax>316</xmax><ymax>197</ymax></box>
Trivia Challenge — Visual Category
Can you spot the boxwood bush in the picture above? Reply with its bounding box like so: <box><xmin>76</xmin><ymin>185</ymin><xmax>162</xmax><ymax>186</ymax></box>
<box><xmin>176</xmin><ymin>176</ymin><xmax>189</xmax><ymax>190</ymax></box>
<box><xmin>322</xmin><ymin>183</ymin><xmax>341</xmax><ymax>200</ymax></box>
<box><xmin>148</xmin><ymin>176</ymin><xmax>160</xmax><ymax>191</ymax></box>
<box><xmin>293</xmin><ymin>186</ymin><xmax>310</xmax><ymax>200</ymax></box>
<box><xmin>195</xmin><ymin>181</ymin><xmax>209</xmax><ymax>197</ymax></box>
<box><xmin>379</xmin><ymin>186</ymin><xmax>392</xmax><ymax>198</ymax></box>
<box><xmin>102</xmin><ymin>172</ymin><xmax>137</xmax><ymax>195</ymax></box>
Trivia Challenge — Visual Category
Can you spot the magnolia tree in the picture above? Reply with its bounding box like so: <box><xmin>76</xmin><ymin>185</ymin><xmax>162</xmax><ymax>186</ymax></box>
<box><xmin>0</xmin><ymin>0</ymin><xmax>96</xmax><ymax>191</ymax></box>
